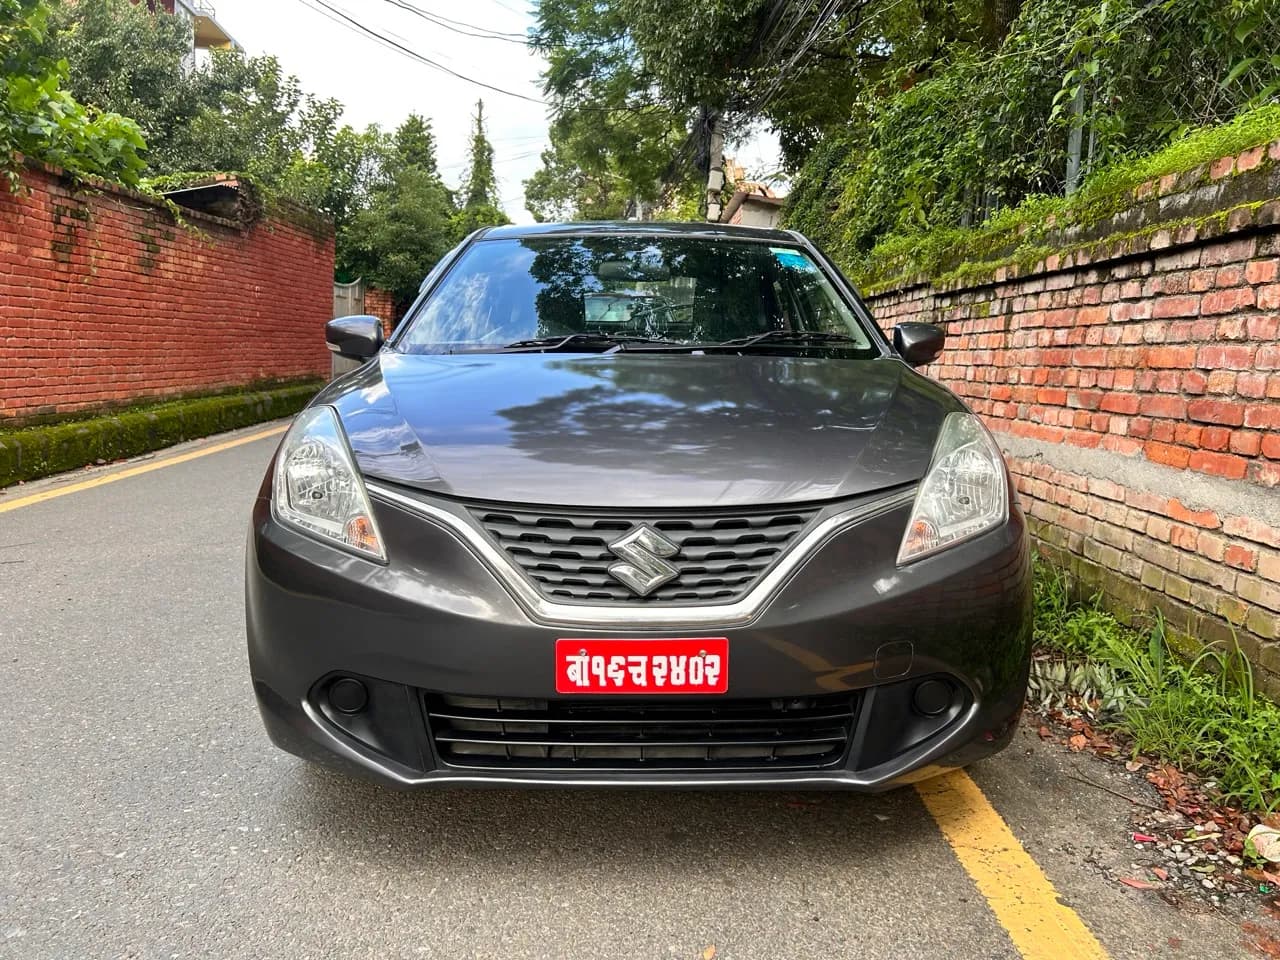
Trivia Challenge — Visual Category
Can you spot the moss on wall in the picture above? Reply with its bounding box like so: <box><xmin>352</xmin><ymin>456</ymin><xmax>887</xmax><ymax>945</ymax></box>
<box><xmin>0</xmin><ymin>382</ymin><xmax>321</xmax><ymax>490</ymax></box>
<box><xmin>853</xmin><ymin>105</ymin><xmax>1280</xmax><ymax>292</ymax></box>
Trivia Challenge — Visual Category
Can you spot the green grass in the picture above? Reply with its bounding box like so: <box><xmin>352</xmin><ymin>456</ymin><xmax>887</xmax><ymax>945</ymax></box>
<box><xmin>1034</xmin><ymin>563</ymin><xmax>1280</xmax><ymax>813</ymax></box>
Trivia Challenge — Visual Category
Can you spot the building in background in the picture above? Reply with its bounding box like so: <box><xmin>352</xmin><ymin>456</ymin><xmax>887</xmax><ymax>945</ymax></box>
<box><xmin>721</xmin><ymin>157</ymin><xmax>787</xmax><ymax>229</ymax></box>
<box><xmin>723</xmin><ymin>185</ymin><xmax>785</xmax><ymax>228</ymax></box>
<box><xmin>141</xmin><ymin>0</ymin><xmax>239</xmax><ymax>63</ymax></box>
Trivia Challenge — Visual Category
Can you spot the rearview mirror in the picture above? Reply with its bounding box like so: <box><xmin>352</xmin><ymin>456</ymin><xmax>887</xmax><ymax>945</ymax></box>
<box><xmin>326</xmin><ymin>315</ymin><xmax>384</xmax><ymax>361</ymax></box>
<box><xmin>596</xmin><ymin>259</ymin><xmax>671</xmax><ymax>281</ymax></box>
<box><xmin>893</xmin><ymin>323</ymin><xmax>945</xmax><ymax>367</ymax></box>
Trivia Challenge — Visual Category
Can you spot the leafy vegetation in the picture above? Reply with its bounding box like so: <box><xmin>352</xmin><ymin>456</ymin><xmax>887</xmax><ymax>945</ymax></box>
<box><xmin>339</xmin><ymin>114</ymin><xmax>458</xmax><ymax>308</ymax></box>
<box><xmin>528</xmin><ymin>0</ymin><xmax>1278</xmax><ymax>251</ymax></box>
<box><xmin>1034</xmin><ymin>564</ymin><xmax>1280</xmax><ymax>813</ymax></box>
<box><xmin>450</xmin><ymin>101</ymin><xmax>512</xmax><ymax>243</ymax></box>
<box><xmin>338</xmin><ymin>102</ymin><xmax>512</xmax><ymax>307</ymax></box>
<box><xmin>524</xmin><ymin>0</ymin><xmax>694</xmax><ymax>221</ymax></box>
<box><xmin>526</xmin><ymin>0</ymin><xmax>893</xmax><ymax>220</ymax></box>
<box><xmin>43</xmin><ymin>0</ymin><xmax>406</xmax><ymax>231</ymax></box>
<box><xmin>8</xmin><ymin>0</ymin><xmax>509</xmax><ymax>294</ymax></box>
<box><xmin>39</xmin><ymin>0</ymin><xmax>194</xmax><ymax>169</ymax></box>
<box><xmin>850</xmin><ymin>102</ymin><xmax>1280</xmax><ymax>288</ymax></box>
<box><xmin>1</xmin><ymin>0</ymin><xmax>145</xmax><ymax>187</ymax></box>
<box><xmin>0</xmin><ymin>381</ymin><xmax>321</xmax><ymax>489</ymax></box>
<box><xmin>785</xmin><ymin>0</ymin><xmax>1280</xmax><ymax>279</ymax></box>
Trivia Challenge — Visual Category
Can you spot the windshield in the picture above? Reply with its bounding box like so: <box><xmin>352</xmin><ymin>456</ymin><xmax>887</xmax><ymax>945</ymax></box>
<box><xmin>395</xmin><ymin>235</ymin><xmax>878</xmax><ymax>356</ymax></box>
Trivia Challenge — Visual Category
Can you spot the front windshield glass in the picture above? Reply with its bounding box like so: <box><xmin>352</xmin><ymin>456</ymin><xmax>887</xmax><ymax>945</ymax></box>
<box><xmin>395</xmin><ymin>235</ymin><xmax>877</xmax><ymax>355</ymax></box>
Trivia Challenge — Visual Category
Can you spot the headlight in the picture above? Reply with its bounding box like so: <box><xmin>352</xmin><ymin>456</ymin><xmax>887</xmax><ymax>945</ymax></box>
<box><xmin>897</xmin><ymin>412</ymin><xmax>1009</xmax><ymax>565</ymax></box>
<box><xmin>272</xmin><ymin>405</ymin><xmax>387</xmax><ymax>562</ymax></box>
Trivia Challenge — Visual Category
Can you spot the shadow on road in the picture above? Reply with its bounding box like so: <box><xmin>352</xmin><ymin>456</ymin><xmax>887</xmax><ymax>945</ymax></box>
<box><xmin>282</xmin><ymin>761</ymin><xmax>933</xmax><ymax>872</ymax></box>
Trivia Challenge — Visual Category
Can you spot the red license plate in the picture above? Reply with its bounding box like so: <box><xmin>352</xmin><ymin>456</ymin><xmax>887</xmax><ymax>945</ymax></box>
<box><xmin>555</xmin><ymin>638</ymin><xmax>729</xmax><ymax>695</ymax></box>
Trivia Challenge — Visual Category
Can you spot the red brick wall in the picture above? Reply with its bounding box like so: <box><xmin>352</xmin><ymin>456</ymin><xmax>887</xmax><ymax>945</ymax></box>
<box><xmin>0</xmin><ymin>164</ymin><xmax>333</xmax><ymax>422</ymax></box>
<box><xmin>364</xmin><ymin>286</ymin><xmax>398</xmax><ymax>338</ymax></box>
<box><xmin>865</xmin><ymin>140</ymin><xmax>1280</xmax><ymax>692</ymax></box>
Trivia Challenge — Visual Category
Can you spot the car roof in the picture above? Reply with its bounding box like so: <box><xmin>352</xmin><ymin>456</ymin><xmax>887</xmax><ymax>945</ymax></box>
<box><xmin>476</xmin><ymin>220</ymin><xmax>802</xmax><ymax>244</ymax></box>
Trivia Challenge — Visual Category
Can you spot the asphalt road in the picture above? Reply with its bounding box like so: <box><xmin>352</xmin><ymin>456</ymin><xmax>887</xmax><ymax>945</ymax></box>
<box><xmin>0</xmin><ymin>423</ymin><xmax>1266</xmax><ymax>960</ymax></box>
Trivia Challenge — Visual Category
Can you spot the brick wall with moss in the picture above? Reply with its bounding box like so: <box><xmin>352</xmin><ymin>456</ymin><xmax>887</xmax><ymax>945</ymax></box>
<box><xmin>0</xmin><ymin>163</ymin><xmax>334</xmax><ymax>424</ymax></box>
<box><xmin>862</xmin><ymin>139</ymin><xmax>1280</xmax><ymax>695</ymax></box>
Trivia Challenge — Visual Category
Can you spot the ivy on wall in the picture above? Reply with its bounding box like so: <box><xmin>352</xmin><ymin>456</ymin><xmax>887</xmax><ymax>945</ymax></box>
<box><xmin>786</xmin><ymin>0</ymin><xmax>1280</xmax><ymax>284</ymax></box>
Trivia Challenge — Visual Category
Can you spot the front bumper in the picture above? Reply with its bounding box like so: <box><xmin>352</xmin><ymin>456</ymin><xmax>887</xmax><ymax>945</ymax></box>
<box><xmin>246</xmin><ymin>479</ymin><xmax>1032</xmax><ymax>790</ymax></box>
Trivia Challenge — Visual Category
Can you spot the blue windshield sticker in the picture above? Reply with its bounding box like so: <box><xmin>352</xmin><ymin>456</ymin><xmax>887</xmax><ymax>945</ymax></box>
<box><xmin>770</xmin><ymin>247</ymin><xmax>814</xmax><ymax>271</ymax></box>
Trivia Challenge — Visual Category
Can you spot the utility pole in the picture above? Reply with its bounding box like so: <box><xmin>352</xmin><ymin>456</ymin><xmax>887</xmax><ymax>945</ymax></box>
<box><xmin>1065</xmin><ymin>81</ymin><xmax>1085</xmax><ymax>195</ymax></box>
<box><xmin>705</xmin><ymin>116</ymin><xmax>725</xmax><ymax>222</ymax></box>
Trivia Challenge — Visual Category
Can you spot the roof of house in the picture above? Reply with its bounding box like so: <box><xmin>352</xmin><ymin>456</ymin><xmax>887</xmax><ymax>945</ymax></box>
<box><xmin>723</xmin><ymin>189</ymin><xmax>787</xmax><ymax>224</ymax></box>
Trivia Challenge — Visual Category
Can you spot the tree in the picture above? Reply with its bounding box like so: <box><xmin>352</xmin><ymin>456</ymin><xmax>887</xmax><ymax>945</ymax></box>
<box><xmin>458</xmin><ymin>100</ymin><xmax>500</xmax><ymax>210</ymax></box>
<box><xmin>1</xmin><ymin>0</ymin><xmax>145</xmax><ymax>187</ymax></box>
<box><xmin>298</xmin><ymin>121</ymin><xmax>393</xmax><ymax>232</ymax></box>
<box><xmin>393</xmin><ymin>112</ymin><xmax>437</xmax><ymax>171</ymax></box>
<box><xmin>525</xmin><ymin>0</ymin><xmax>693</xmax><ymax>219</ymax></box>
<box><xmin>523</xmin><ymin>0</ymin><xmax>687</xmax><ymax>221</ymax></box>
<box><xmin>43</xmin><ymin>2</ymin><xmax>389</xmax><ymax>229</ymax></box>
<box><xmin>785</xmin><ymin>0</ymin><xmax>1280</xmax><ymax>268</ymax></box>
<box><xmin>30</xmin><ymin>0</ymin><xmax>521</xmax><ymax>293</ymax></box>
<box><xmin>338</xmin><ymin>114</ymin><xmax>457</xmax><ymax>307</ymax></box>
<box><xmin>524</xmin><ymin>0</ymin><xmax>932</xmax><ymax>216</ymax></box>
<box><xmin>340</xmin><ymin>167</ymin><xmax>456</xmax><ymax>306</ymax></box>
<box><xmin>42</xmin><ymin>0</ymin><xmax>193</xmax><ymax>169</ymax></box>
<box><xmin>453</xmin><ymin>99</ymin><xmax>508</xmax><ymax>237</ymax></box>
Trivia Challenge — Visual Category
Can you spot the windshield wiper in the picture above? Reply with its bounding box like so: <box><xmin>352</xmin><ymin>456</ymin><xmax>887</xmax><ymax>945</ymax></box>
<box><xmin>714</xmin><ymin>330</ymin><xmax>862</xmax><ymax>350</ymax></box>
<box><xmin>501</xmin><ymin>333</ymin><xmax>685</xmax><ymax>353</ymax></box>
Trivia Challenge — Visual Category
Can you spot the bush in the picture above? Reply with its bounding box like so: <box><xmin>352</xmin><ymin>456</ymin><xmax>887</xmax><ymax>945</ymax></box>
<box><xmin>827</xmin><ymin>102</ymin><xmax>1280</xmax><ymax>289</ymax></box>
<box><xmin>786</xmin><ymin>0</ymin><xmax>1280</xmax><ymax>279</ymax></box>
<box><xmin>1</xmin><ymin>0</ymin><xmax>146</xmax><ymax>188</ymax></box>
<box><xmin>0</xmin><ymin>383</ymin><xmax>321</xmax><ymax>489</ymax></box>
<box><xmin>1033</xmin><ymin>564</ymin><xmax>1280</xmax><ymax>813</ymax></box>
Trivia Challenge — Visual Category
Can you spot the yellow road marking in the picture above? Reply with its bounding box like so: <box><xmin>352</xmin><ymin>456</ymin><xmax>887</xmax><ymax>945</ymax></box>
<box><xmin>917</xmin><ymin>770</ymin><xmax>1109</xmax><ymax>960</ymax></box>
<box><xmin>0</xmin><ymin>425</ymin><xmax>287</xmax><ymax>514</ymax></box>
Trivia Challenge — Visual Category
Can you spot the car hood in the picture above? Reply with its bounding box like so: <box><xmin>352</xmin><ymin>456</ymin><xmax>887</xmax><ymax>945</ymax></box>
<box><xmin>320</xmin><ymin>352</ymin><xmax>963</xmax><ymax>508</ymax></box>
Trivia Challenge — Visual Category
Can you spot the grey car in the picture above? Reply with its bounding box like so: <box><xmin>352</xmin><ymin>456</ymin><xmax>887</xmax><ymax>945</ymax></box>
<box><xmin>246</xmin><ymin>221</ymin><xmax>1031</xmax><ymax>789</ymax></box>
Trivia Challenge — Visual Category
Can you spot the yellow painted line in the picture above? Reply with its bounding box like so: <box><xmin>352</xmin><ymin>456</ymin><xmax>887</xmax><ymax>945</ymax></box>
<box><xmin>917</xmin><ymin>770</ymin><xmax>1109</xmax><ymax>960</ymax></box>
<box><xmin>0</xmin><ymin>425</ymin><xmax>287</xmax><ymax>514</ymax></box>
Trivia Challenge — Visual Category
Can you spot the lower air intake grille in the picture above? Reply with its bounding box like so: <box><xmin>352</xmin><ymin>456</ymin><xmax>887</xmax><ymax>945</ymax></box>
<box><xmin>424</xmin><ymin>693</ymin><xmax>858</xmax><ymax>770</ymax></box>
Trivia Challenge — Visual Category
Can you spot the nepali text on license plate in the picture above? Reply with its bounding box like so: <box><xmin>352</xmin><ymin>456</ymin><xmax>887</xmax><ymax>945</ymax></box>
<box><xmin>555</xmin><ymin>638</ymin><xmax>729</xmax><ymax>694</ymax></box>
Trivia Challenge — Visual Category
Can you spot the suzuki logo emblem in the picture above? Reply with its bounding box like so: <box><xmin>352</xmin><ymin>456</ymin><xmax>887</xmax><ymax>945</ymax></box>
<box><xmin>607</xmin><ymin>525</ymin><xmax>679</xmax><ymax>596</ymax></box>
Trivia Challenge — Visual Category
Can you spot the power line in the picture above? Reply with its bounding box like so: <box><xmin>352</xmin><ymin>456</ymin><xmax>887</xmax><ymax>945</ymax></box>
<box><xmin>483</xmin><ymin>0</ymin><xmax>528</xmax><ymax>15</ymax></box>
<box><xmin>439</xmin><ymin>150</ymin><xmax>542</xmax><ymax>171</ymax></box>
<box><xmin>304</xmin><ymin>0</ymin><xmax>543</xmax><ymax>101</ymax></box>
<box><xmin>746</xmin><ymin>0</ymin><xmax>860</xmax><ymax>117</ymax></box>
<box><xmin>407</xmin><ymin>4</ymin><xmax>526</xmax><ymax>37</ymax></box>
<box><xmin>292</xmin><ymin>0</ymin><xmax>547</xmax><ymax>105</ymax></box>
<box><xmin>297</xmin><ymin>0</ymin><xmax>678</xmax><ymax>123</ymax></box>
<box><xmin>378</xmin><ymin>0</ymin><xmax>529</xmax><ymax>43</ymax></box>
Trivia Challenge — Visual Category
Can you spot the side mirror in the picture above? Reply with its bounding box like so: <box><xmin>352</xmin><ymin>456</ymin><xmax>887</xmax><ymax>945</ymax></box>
<box><xmin>893</xmin><ymin>322</ymin><xmax>945</xmax><ymax>367</ymax></box>
<box><xmin>326</xmin><ymin>315</ymin><xmax>384</xmax><ymax>361</ymax></box>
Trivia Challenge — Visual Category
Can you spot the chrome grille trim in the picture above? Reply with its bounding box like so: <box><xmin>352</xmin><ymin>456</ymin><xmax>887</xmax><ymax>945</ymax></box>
<box><xmin>469</xmin><ymin>504</ymin><xmax>821</xmax><ymax>604</ymax></box>
<box><xmin>364</xmin><ymin>482</ymin><xmax>917</xmax><ymax>628</ymax></box>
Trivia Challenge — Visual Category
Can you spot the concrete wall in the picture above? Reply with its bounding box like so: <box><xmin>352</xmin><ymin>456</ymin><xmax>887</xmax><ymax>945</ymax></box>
<box><xmin>0</xmin><ymin>163</ymin><xmax>333</xmax><ymax>423</ymax></box>
<box><xmin>865</xmin><ymin>140</ymin><xmax>1280</xmax><ymax>692</ymax></box>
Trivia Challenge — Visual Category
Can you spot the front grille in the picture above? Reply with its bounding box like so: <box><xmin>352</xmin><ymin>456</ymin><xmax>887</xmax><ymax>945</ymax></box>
<box><xmin>424</xmin><ymin>694</ymin><xmax>858</xmax><ymax>770</ymax></box>
<box><xmin>468</xmin><ymin>504</ymin><xmax>820</xmax><ymax>604</ymax></box>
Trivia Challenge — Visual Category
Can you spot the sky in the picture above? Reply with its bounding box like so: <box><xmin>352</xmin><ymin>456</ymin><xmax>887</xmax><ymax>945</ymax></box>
<box><xmin>205</xmin><ymin>0</ymin><xmax>781</xmax><ymax>223</ymax></box>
